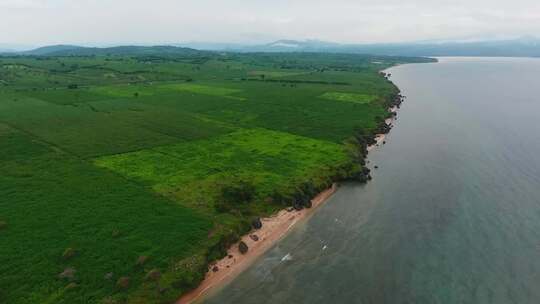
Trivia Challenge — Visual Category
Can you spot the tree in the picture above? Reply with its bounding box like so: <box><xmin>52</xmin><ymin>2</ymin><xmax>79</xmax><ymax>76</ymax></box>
<box><xmin>215</xmin><ymin>179</ymin><xmax>256</xmax><ymax>213</ymax></box>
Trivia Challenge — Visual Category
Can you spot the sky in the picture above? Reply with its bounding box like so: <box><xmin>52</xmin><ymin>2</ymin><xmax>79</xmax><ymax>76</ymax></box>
<box><xmin>1</xmin><ymin>0</ymin><xmax>540</xmax><ymax>47</ymax></box>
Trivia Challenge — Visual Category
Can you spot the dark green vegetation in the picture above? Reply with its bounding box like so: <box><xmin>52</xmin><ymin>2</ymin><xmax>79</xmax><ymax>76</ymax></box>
<box><xmin>0</xmin><ymin>49</ymin><xmax>432</xmax><ymax>303</ymax></box>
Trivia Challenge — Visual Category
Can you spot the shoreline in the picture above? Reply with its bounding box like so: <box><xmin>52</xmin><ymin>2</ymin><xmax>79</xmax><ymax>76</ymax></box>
<box><xmin>178</xmin><ymin>98</ymin><xmax>400</xmax><ymax>304</ymax></box>
<box><xmin>368</xmin><ymin>114</ymin><xmax>396</xmax><ymax>152</ymax></box>
<box><xmin>177</xmin><ymin>183</ymin><xmax>338</xmax><ymax>304</ymax></box>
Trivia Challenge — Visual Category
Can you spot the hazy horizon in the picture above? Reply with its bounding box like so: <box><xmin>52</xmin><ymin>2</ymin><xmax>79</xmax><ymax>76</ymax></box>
<box><xmin>2</xmin><ymin>0</ymin><xmax>540</xmax><ymax>48</ymax></box>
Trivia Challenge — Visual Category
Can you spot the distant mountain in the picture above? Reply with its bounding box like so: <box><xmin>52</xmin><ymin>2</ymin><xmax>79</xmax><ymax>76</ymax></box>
<box><xmin>220</xmin><ymin>37</ymin><xmax>540</xmax><ymax>57</ymax></box>
<box><xmin>241</xmin><ymin>39</ymin><xmax>342</xmax><ymax>52</ymax></box>
<box><xmin>9</xmin><ymin>45</ymin><xmax>207</xmax><ymax>57</ymax></box>
<box><xmin>22</xmin><ymin>45</ymin><xmax>85</xmax><ymax>56</ymax></box>
<box><xmin>7</xmin><ymin>37</ymin><xmax>540</xmax><ymax>58</ymax></box>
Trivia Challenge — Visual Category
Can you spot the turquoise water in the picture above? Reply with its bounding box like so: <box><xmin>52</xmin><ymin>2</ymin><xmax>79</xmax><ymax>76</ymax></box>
<box><xmin>206</xmin><ymin>58</ymin><xmax>540</xmax><ymax>304</ymax></box>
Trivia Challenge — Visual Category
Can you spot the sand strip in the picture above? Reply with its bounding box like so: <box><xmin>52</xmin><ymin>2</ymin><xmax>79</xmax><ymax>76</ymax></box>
<box><xmin>177</xmin><ymin>183</ymin><xmax>338</xmax><ymax>304</ymax></box>
<box><xmin>367</xmin><ymin>108</ymin><xmax>396</xmax><ymax>152</ymax></box>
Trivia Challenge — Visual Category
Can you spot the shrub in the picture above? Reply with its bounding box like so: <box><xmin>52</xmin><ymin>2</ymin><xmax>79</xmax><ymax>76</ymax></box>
<box><xmin>116</xmin><ymin>276</ymin><xmax>130</xmax><ymax>289</ymax></box>
<box><xmin>62</xmin><ymin>248</ymin><xmax>77</xmax><ymax>260</ymax></box>
<box><xmin>215</xmin><ymin>179</ymin><xmax>256</xmax><ymax>213</ymax></box>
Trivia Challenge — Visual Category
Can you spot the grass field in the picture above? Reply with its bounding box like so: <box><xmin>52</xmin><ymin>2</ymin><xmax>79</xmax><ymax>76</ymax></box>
<box><xmin>320</xmin><ymin>91</ymin><xmax>378</xmax><ymax>104</ymax></box>
<box><xmin>0</xmin><ymin>50</ymin><xmax>430</xmax><ymax>303</ymax></box>
<box><xmin>94</xmin><ymin>128</ymin><xmax>351</xmax><ymax>213</ymax></box>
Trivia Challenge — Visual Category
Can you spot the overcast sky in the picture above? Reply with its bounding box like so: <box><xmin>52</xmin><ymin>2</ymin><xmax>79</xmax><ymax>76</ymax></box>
<box><xmin>2</xmin><ymin>0</ymin><xmax>540</xmax><ymax>47</ymax></box>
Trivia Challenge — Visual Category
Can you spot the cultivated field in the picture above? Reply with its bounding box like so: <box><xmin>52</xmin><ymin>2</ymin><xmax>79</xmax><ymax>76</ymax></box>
<box><xmin>0</xmin><ymin>50</ymin><xmax>430</xmax><ymax>303</ymax></box>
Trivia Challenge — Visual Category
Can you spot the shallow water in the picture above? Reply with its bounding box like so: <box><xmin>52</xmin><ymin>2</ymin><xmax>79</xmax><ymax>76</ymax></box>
<box><xmin>206</xmin><ymin>57</ymin><xmax>540</xmax><ymax>304</ymax></box>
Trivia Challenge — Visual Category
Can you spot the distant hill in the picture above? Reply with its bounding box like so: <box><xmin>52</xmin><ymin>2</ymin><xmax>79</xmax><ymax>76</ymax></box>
<box><xmin>8</xmin><ymin>37</ymin><xmax>540</xmax><ymax>58</ymax></box>
<box><xmin>20</xmin><ymin>45</ymin><xmax>84</xmax><ymax>56</ymax></box>
<box><xmin>213</xmin><ymin>37</ymin><xmax>540</xmax><ymax>57</ymax></box>
<box><xmin>7</xmin><ymin>45</ymin><xmax>207</xmax><ymax>57</ymax></box>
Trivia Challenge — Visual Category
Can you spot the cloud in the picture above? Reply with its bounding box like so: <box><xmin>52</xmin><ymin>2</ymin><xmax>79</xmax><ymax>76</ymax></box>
<box><xmin>1</xmin><ymin>0</ymin><xmax>540</xmax><ymax>45</ymax></box>
<box><xmin>0</xmin><ymin>0</ymin><xmax>47</xmax><ymax>9</ymax></box>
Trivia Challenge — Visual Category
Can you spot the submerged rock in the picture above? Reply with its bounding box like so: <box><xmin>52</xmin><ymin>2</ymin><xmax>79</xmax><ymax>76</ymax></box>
<box><xmin>250</xmin><ymin>234</ymin><xmax>259</xmax><ymax>241</ymax></box>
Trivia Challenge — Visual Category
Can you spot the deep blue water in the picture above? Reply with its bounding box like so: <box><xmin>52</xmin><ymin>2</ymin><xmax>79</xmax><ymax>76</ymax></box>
<box><xmin>206</xmin><ymin>58</ymin><xmax>540</xmax><ymax>304</ymax></box>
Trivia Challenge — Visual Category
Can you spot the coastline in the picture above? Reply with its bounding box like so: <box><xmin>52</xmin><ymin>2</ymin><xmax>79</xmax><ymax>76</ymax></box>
<box><xmin>368</xmin><ymin>114</ymin><xmax>396</xmax><ymax>152</ymax></box>
<box><xmin>177</xmin><ymin>78</ymin><xmax>402</xmax><ymax>304</ymax></box>
<box><xmin>177</xmin><ymin>183</ymin><xmax>338</xmax><ymax>304</ymax></box>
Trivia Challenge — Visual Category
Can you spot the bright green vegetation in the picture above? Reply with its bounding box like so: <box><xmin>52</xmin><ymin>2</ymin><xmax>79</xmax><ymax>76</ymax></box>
<box><xmin>320</xmin><ymin>91</ymin><xmax>377</xmax><ymax>104</ymax></box>
<box><xmin>161</xmin><ymin>83</ymin><xmax>242</xmax><ymax>98</ymax></box>
<box><xmin>95</xmin><ymin>128</ymin><xmax>350</xmax><ymax>213</ymax></box>
<box><xmin>0</xmin><ymin>50</ymin><xmax>432</xmax><ymax>303</ymax></box>
<box><xmin>247</xmin><ymin>70</ymin><xmax>306</xmax><ymax>78</ymax></box>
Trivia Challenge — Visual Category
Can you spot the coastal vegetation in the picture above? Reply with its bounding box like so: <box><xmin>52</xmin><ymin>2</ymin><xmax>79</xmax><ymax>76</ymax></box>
<box><xmin>0</xmin><ymin>48</ymin><xmax>433</xmax><ymax>303</ymax></box>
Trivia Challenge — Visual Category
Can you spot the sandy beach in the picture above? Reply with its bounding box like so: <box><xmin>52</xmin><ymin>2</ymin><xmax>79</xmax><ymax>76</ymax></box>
<box><xmin>177</xmin><ymin>183</ymin><xmax>338</xmax><ymax>304</ymax></box>
<box><xmin>367</xmin><ymin>110</ymin><xmax>396</xmax><ymax>152</ymax></box>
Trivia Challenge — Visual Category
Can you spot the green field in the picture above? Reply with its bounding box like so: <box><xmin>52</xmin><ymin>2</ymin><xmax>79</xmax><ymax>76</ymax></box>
<box><xmin>0</xmin><ymin>50</ymin><xmax>430</xmax><ymax>303</ymax></box>
<box><xmin>94</xmin><ymin>128</ymin><xmax>351</xmax><ymax>213</ymax></box>
<box><xmin>320</xmin><ymin>91</ymin><xmax>378</xmax><ymax>104</ymax></box>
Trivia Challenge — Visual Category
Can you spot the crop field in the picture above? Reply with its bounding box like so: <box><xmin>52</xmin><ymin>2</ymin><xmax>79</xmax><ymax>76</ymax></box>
<box><xmin>94</xmin><ymin>128</ymin><xmax>350</xmax><ymax>213</ymax></box>
<box><xmin>0</xmin><ymin>50</ymin><xmax>430</xmax><ymax>303</ymax></box>
<box><xmin>320</xmin><ymin>91</ymin><xmax>378</xmax><ymax>104</ymax></box>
